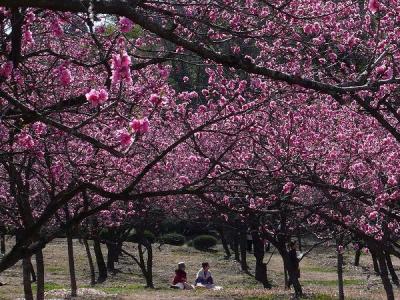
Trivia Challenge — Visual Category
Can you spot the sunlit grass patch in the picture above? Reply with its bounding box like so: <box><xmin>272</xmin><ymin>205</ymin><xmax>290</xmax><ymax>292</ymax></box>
<box><xmin>302</xmin><ymin>278</ymin><xmax>364</xmax><ymax>286</ymax></box>
<box><xmin>32</xmin><ymin>282</ymin><xmax>65</xmax><ymax>292</ymax></box>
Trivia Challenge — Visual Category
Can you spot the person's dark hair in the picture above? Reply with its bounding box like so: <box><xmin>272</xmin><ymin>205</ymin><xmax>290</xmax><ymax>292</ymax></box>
<box><xmin>202</xmin><ymin>262</ymin><xmax>209</xmax><ymax>269</ymax></box>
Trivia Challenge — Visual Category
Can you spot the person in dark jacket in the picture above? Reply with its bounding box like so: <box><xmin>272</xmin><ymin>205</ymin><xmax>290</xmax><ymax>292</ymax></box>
<box><xmin>171</xmin><ymin>262</ymin><xmax>193</xmax><ymax>289</ymax></box>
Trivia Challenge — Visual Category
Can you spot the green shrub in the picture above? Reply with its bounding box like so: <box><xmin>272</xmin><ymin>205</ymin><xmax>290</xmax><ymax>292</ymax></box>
<box><xmin>160</xmin><ymin>233</ymin><xmax>185</xmax><ymax>246</ymax></box>
<box><xmin>193</xmin><ymin>235</ymin><xmax>217</xmax><ymax>250</ymax></box>
<box><xmin>126</xmin><ymin>230</ymin><xmax>155</xmax><ymax>244</ymax></box>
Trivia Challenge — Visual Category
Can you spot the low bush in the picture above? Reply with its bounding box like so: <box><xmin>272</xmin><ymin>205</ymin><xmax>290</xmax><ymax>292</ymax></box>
<box><xmin>192</xmin><ymin>235</ymin><xmax>217</xmax><ymax>250</ymax></box>
<box><xmin>126</xmin><ymin>230</ymin><xmax>156</xmax><ymax>244</ymax></box>
<box><xmin>160</xmin><ymin>233</ymin><xmax>185</xmax><ymax>246</ymax></box>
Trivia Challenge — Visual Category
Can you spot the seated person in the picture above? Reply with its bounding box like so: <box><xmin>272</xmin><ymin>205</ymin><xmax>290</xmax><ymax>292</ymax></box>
<box><xmin>171</xmin><ymin>262</ymin><xmax>193</xmax><ymax>289</ymax></box>
<box><xmin>195</xmin><ymin>262</ymin><xmax>214</xmax><ymax>288</ymax></box>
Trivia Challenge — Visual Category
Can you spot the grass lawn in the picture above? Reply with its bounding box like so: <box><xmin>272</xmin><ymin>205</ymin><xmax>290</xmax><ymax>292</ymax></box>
<box><xmin>0</xmin><ymin>237</ymin><xmax>397</xmax><ymax>299</ymax></box>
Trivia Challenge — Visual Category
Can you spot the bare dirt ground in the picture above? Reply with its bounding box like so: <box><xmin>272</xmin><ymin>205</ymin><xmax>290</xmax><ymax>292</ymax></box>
<box><xmin>0</xmin><ymin>237</ymin><xmax>398</xmax><ymax>300</ymax></box>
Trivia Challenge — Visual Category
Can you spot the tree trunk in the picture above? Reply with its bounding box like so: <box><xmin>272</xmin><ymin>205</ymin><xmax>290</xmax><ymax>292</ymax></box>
<box><xmin>145</xmin><ymin>243</ymin><xmax>154</xmax><ymax>288</ymax></box>
<box><xmin>239</xmin><ymin>229</ymin><xmax>248</xmax><ymax>272</ymax></box>
<box><xmin>233</xmin><ymin>233</ymin><xmax>240</xmax><ymax>262</ymax></box>
<box><xmin>354</xmin><ymin>248</ymin><xmax>361</xmax><ymax>266</ymax></box>
<box><xmin>0</xmin><ymin>234</ymin><xmax>5</xmax><ymax>254</ymax></box>
<box><xmin>83</xmin><ymin>238</ymin><xmax>96</xmax><ymax>286</ymax></box>
<box><xmin>36</xmin><ymin>249</ymin><xmax>45</xmax><ymax>300</ymax></box>
<box><xmin>284</xmin><ymin>263</ymin><xmax>289</xmax><ymax>289</ymax></box>
<box><xmin>252</xmin><ymin>231</ymin><xmax>271</xmax><ymax>288</ymax></box>
<box><xmin>377</xmin><ymin>253</ymin><xmax>395</xmax><ymax>300</ymax></box>
<box><xmin>297</xmin><ymin>234</ymin><xmax>302</xmax><ymax>252</ymax></box>
<box><xmin>371</xmin><ymin>252</ymin><xmax>380</xmax><ymax>275</ymax></box>
<box><xmin>22</xmin><ymin>257</ymin><xmax>34</xmax><ymax>300</ymax></box>
<box><xmin>138</xmin><ymin>242</ymin><xmax>154</xmax><ymax>288</ymax></box>
<box><xmin>29</xmin><ymin>260</ymin><xmax>36</xmax><ymax>282</ymax></box>
<box><xmin>217</xmin><ymin>227</ymin><xmax>231</xmax><ymax>258</ymax></box>
<box><xmin>106</xmin><ymin>241</ymin><xmax>116</xmax><ymax>273</ymax></box>
<box><xmin>281</xmin><ymin>250</ymin><xmax>303</xmax><ymax>297</ymax></box>
<box><xmin>67</xmin><ymin>235</ymin><xmax>78</xmax><ymax>297</ymax></box>
<box><xmin>93</xmin><ymin>238</ymin><xmax>107</xmax><ymax>282</ymax></box>
<box><xmin>337</xmin><ymin>246</ymin><xmax>344</xmax><ymax>300</ymax></box>
<box><xmin>115</xmin><ymin>242</ymin><xmax>122</xmax><ymax>263</ymax></box>
<box><xmin>385</xmin><ymin>252</ymin><xmax>399</xmax><ymax>286</ymax></box>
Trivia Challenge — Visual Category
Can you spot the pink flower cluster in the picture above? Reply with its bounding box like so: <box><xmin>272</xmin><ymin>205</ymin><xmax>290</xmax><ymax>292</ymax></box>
<box><xmin>23</xmin><ymin>11</ymin><xmax>35</xmax><ymax>45</ymax></box>
<box><xmin>303</xmin><ymin>23</ymin><xmax>321</xmax><ymax>35</ymax></box>
<box><xmin>32</xmin><ymin>122</ymin><xmax>47</xmax><ymax>136</ymax></box>
<box><xmin>57</xmin><ymin>66</ymin><xmax>73</xmax><ymax>86</ymax></box>
<box><xmin>0</xmin><ymin>62</ymin><xmax>12</xmax><ymax>78</ymax></box>
<box><xmin>368</xmin><ymin>210</ymin><xmax>378</xmax><ymax>220</ymax></box>
<box><xmin>50</xmin><ymin>18</ymin><xmax>63</xmax><ymax>37</ymax></box>
<box><xmin>283</xmin><ymin>182</ymin><xmax>295</xmax><ymax>194</ymax></box>
<box><xmin>149</xmin><ymin>94</ymin><xmax>162</xmax><ymax>106</ymax></box>
<box><xmin>368</xmin><ymin>0</ymin><xmax>379</xmax><ymax>14</ymax></box>
<box><xmin>117</xmin><ymin>129</ymin><xmax>132</xmax><ymax>147</ymax></box>
<box><xmin>85</xmin><ymin>88</ymin><xmax>109</xmax><ymax>106</ymax></box>
<box><xmin>16</xmin><ymin>133</ymin><xmax>35</xmax><ymax>150</ymax></box>
<box><xmin>24</xmin><ymin>29</ymin><xmax>34</xmax><ymax>44</ymax></box>
<box><xmin>111</xmin><ymin>51</ymin><xmax>132</xmax><ymax>85</ymax></box>
<box><xmin>130</xmin><ymin>118</ymin><xmax>150</xmax><ymax>134</ymax></box>
<box><xmin>119</xmin><ymin>17</ymin><xmax>134</xmax><ymax>33</ymax></box>
<box><xmin>179</xmin><ymin>175</ymin><xmax>190</xmax><ymax>185</ymax></box>
<box><xmin>50</xmin><ymin>161</ymin><xmax>64</xmax><ymax>183</ymax></box>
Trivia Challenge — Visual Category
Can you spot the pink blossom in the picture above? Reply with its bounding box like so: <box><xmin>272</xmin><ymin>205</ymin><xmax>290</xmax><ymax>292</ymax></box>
<box><xmin>368</xmin><ymin>0</ymin><xmax>379</xmax><ymax>14</ymax></box>
<box><xmin>130</xmin><ymin>118</ymin><xmax>150</xmax><ymax>134</ymax></box>
<box><xmin>376</xmin><ymin>65</ymin><xmax>386</xmax><ymax>75</ymax></box>
<box><xmin>140</xmin><ymin>118</ymin><xmax>149</xmax><ymax>133</ymax></box>
<box><xmin>85</xmin><ymin>88</ymin><xmax>109</xmax><ymax>106</ymax></box>
<box><xmin>188</xmin><ymin>91</ymin><xmax>198</xmax><ymax>99</ymax></box>
<box><xmin>50</xmin><ymin>18</ymin><xmax>63</xmax><ymax>37</ymax></box>
<box><xmin>183</xmin><ymin>76</ymin><xmax>189</xmax><ymax>83</ymax></box>
<box><xmin>50</xmin><ymin>161</ymin><xmax>63</xmax><ymax>181</ymax></box>
<box><xmin>197</xmin><ymin>105</ymin><xmax>207</xmax><ymax>114</ymax></box>
<box><xmin>23</xmin><ymin>29</ymin><xmax>34</xmax><ymax>44</ymax></box>
<box><xmin>130</xmin><ymin>119</ymin><xmax>141</xmax><ymax>132</ymax></box>
<box><xmin>159</xmin><ymin>67</ymin><xmax>170</xmax><ymax>79</ymax></box>
<box><xmin>98</xmin><ymin>89</ymin><xmax>109</xmax><ymax>102</ymax></box>
<box><xmin>283</xmin><ymin>182</ymin><xmax>295</xmax><ymax>194</ymax></box>
<box><xmin>119</xmin><ymin>17</ymin><xmax>134</xmax><ymax>33</ymax></box>
<box><xmin>57</xmin><ymin>66</ymin><xmax>73</xmax><ymax>86</ymax></box>
<box><xmin>117</xmin><ymin>129</ymin><xmax>132</xmax><ymax>146</ymax></box>
<box><xmin>368</xmin><ymin>210</ymin><xmax>378</xmax><ymax>220</ymax></box>
<box><xmin>95</xmin><ymin>25</ymin><xmax>106</xmax><ymax>34</ymax></box>
<box><xmin>303</xmin><ymin>24</ymin><xmax>313</xmax><ymax>34</ymax></box>
<box><xmin>16</xmin><ymin>133</ymin><xmax>35</xmax><ymax>150</ymax></box>
<box><xmin>179</xmin><ymin>175</ymin><xmax>190</xmax><ymax>185</ymax></box>
<box><xmin>149</xmin><ymin>94</ymin><xmax>162</xmax><ymax>105</ymax></box>
<box><xmin>387</xmin><ymin>176</ymin><xmax>398</xmax><ymax>186</ymax></box>
<box><xmin>32</xmin><ymin>122</ymin><xmax>47</xmax><ymax>136</ymax></box>
<box><xmin>328</xmin><ymin>53</ymin><xmax>337</xmax><ymax>61</ymax></box>
<box><xmin>111</xmin><ymin>51</ymin><xmax>132</xmax><ymax>85</ymax></box>
<box><xmin>249</xmin><ymin>198</ymin><xmax>256</xmax><ymax>209</ymax></box>
<box><xmin>25</xmin><ymin>11</ymin><xmax>36</xmax><ymax>24</ymax></box>
<box><xmin>0</xmin><ymin>61</ymin><xmax>12</xmax><ymax>78</ymax></box>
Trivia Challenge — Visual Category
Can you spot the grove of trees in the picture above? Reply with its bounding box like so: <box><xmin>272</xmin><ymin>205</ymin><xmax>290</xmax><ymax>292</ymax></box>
<box><xmin>0</xmin><ymin>0</ymin><xmax>400</xmax><ymax>299</ymax></box>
